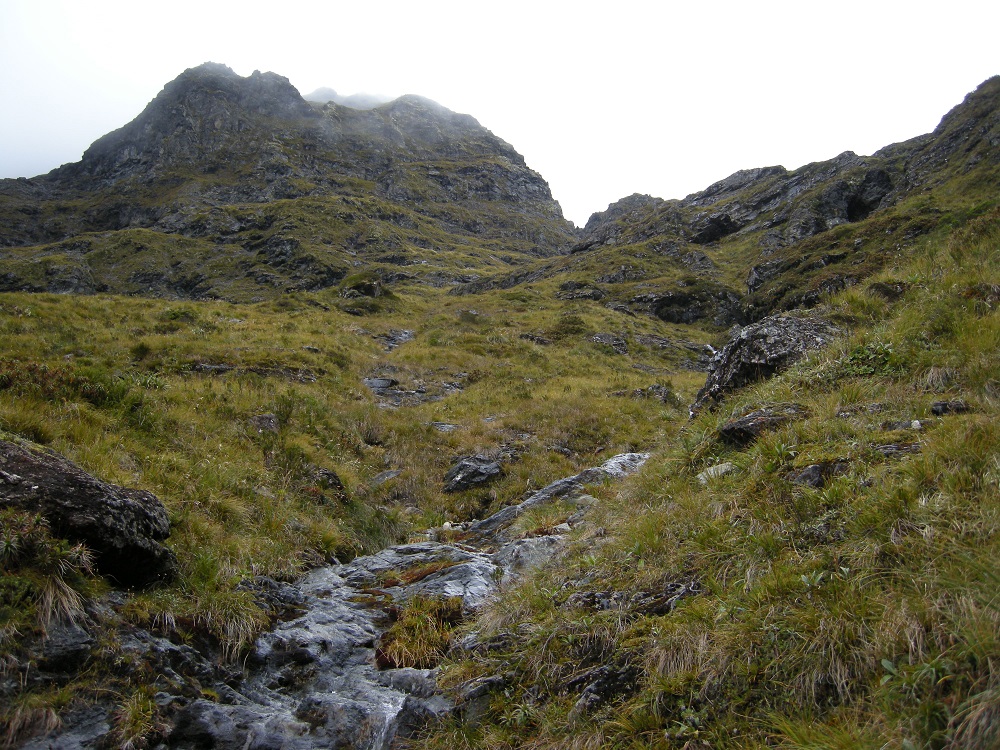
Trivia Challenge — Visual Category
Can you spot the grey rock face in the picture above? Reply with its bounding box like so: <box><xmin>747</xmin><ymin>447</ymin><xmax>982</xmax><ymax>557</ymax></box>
<box><xmin>494</xmin><ymin>536</ymin><xmax>566</xmax><ymax>585</ymax></box>
<box><xmin>0</xmin><ymin>439</ymin><xmax>177</xmax><ymax>586</ymax></box>
<box><xmin>691</xmin><ymin>313</ymin><xmax>840</xmax><ymax>413</ymax></box>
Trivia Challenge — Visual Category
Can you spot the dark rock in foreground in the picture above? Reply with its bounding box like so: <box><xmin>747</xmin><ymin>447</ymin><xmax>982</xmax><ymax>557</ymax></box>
<box><xmin>691</xmin><ymin>313</ymin><xmax>840</xmax><ymax>413</ymax></box>
<box><xmin>0</xmin><ymin>439</ymin><xmax>177</xmax><ymax>586</ymax></box>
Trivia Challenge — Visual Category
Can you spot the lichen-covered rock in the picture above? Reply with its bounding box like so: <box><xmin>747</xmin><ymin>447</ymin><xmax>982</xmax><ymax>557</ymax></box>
<box><xmin>691</xmin><ymin>313</ymin><xmax>840</xmax><ymax>413</ymax></box>
<box><xmin>0</xmin><ymin>439</ymin><xmax>177</xmax><ymax>586</ymax></box>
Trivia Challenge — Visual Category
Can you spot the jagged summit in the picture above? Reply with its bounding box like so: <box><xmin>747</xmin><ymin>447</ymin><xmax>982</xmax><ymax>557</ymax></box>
<box><xmin>61</xmin><ymin>63</ymin><xmax>316</xmax><ymax>185</ymax></box>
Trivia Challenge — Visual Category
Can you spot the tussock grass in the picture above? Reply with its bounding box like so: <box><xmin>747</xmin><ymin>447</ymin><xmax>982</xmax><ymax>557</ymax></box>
<box><xmin>413</xmin><ymin>209</ymin><xmax>1000</xmax><ymax>748</ymax></box>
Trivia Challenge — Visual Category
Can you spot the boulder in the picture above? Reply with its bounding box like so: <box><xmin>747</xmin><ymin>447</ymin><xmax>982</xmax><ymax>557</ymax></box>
<box><xmin>691</xmin><ymin>313</ymin><xmax>840</xmax><ymax>413</ymax></box>
<box><xmin>443</xmin><ymin>455</ymin><xmax>502</xmax><ymax>493</ymax></box>
<box><xmin>787</xmin><ymin>461</ymin><xmax>848</xmax><ymax>488</ymax></box>
<box><xmin>718</xmin><ymin>404</ymin><xmax>808</xmax><ymax>447</ymax></box>
<box><xmin>0</xmin><ymin>439</ymin><xmax>177</xmax><ymax>586</ymax></box>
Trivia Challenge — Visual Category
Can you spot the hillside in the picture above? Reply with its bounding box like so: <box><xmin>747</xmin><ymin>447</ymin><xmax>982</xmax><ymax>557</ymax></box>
<box><xmin>0</xmin><ymin>68</ymin><xmax>997</xmax><ymax>749</ymax></box>
<box><xmin>0</xmin><ymin>63</ymin><xmax>574</xmax><ymax>301</ymax></box>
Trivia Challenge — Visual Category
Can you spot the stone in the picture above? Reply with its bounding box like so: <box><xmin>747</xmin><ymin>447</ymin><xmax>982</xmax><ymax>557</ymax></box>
<box><xmin>875</xmin><ymin>442</ymin><xmax>921</xmax><ymax>457</ymax></box>
<box><xmin>250</xmin><ymin>413</ymin><xmax>279</xmax><ymax>433</ymax></box>
<box><xmin>442</xmin><ymin>455</ymin><xmax>502</xmax><ymax>493</ymax></box>
<box><xmin>697</xmin><ymin>462</ymin><xmax>736</xmax><ymax>484</ymax></box>
<box><xmin>0</xmin><ymin>439</ymin><xmax>177</xmax><ymax>586</ymax></box>
<box><xmin>691</xmin><ymin>313</ymin><xmax>840</xmax><ymax>413</ymax></box>
<box><xmin>882</xmin><ymin>420</ymin><xmax>923</xmax><ymax>431</ymax></box>
<box><xmin>718</xmin><ymin>404</ymin><xmax>808</xmax><ymax>447</ymax></box>
<box><xmin>19</xmin><ymin>706</ymin><xmax>110</xmax><ymax>750</ymax></box>
<box><xmin>38</xmin><ymin>622</ymin><xmax>94</xmax><ymax>672</ymax></box>
<box><xmin>591</xmin><ymin>333</ymin><xmax>628</xmax><ymax>354</ymax></box>
<box><xmin>371</xmin><ymin>469</ymin><xmax>402</xmax><ymax>486</ymax></box>
<box><xmin>931</xmin><ymin>400</ymin><xmax>970</xmax><ymax>416</ymax></box>
<box><xmin>454</xmin><ymin>673</ymin><xmax>511</xmax><ymax>725</ymax></box>
<box><xmin>566</xmin><ymin>664</ymin><xmax>643</xmax><ymax>723</ymax></box>
<box><xmin>787</xmin><ymin>461</ymin><xmax>848</xmax><ymax>488</ymax></box>
<box><xmin>470</xmin><ymin>453</ymin><xmax>649</xmax><ymax>536</ymax></box>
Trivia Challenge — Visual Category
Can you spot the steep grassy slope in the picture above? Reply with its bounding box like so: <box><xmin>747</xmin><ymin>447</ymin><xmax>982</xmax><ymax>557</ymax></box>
<box><xmin>411</xmin><ymin>208</ymin><xmax>1000</xmax><ymax>749</ymax></box>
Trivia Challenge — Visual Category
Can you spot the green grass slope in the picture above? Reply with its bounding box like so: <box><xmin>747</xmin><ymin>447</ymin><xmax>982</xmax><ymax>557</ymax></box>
<box><xmin>410</xmin><ymin>208</ymin><xmax>1000</xmax><ymax>749</ymax></box>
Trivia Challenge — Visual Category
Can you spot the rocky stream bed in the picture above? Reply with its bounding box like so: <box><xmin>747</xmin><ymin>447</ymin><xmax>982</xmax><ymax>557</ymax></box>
<box><xmin>17</xmin><ymin>453</ymin><xmax>649</xmax><ymax>749</ymax></box>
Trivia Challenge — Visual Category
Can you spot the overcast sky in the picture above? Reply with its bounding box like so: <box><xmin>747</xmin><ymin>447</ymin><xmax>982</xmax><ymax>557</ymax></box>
<box><xmin>1</xmin><ymin>0</ymin><xmax>997</xmax><ymax>226</ymax></box>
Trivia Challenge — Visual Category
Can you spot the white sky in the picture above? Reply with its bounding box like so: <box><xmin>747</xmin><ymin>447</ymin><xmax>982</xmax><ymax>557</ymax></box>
<box><xmin>1</xmin><ymin>0</ymin><xmax>997</xmax><ymax>226</ymax></box>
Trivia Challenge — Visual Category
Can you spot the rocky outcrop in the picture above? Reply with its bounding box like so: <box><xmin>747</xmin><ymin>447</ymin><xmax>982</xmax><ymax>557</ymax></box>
<box><xmin>470</xmin><ymin>452</ymin><xmax>649</xmax><ymax>537</ymax></box>
<box><xmin>691</xmin><ymin>314</ymin><xmax>840</xmax><ymax>413</ymax></box>
<box><xmin>0</xmin><ymin>439</ymin><xmax>177</xmax><ymax>586</ymax></box>
<box><xmin>631</xmin><ymin>283</ymin><xmax>743</xmax><ymax>327</ymax></box>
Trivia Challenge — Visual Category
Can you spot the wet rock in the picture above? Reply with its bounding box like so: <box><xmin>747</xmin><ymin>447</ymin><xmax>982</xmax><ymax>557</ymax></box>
<box><xmin>691</xmin><ymin>313</ymin><xmax>840</xmax><ymax>413</ymax></box>
<box><xmin>169</xmin><ymin>700</ymin><xmax>311</xmax><ymax>750</ymax></box>
<box><xmin>39</xmin><ymin>621</ymin><xmax>94</xmax><ymax>672</ymax></box>
<box><xmin>250</xmin><ymin>413</ymin><xmax>280</xmax><ymax>433</ymax></box>
<box><xmin>719</xmin><ymin>404</ymin><xmax>808</xmax><ymax>447</ymax></box>
<box><xmin>236</xmin><ymin>576</ymin><xmax>308</xmax><ymax>620</ymax></box>
<box><xmin>19</xmin><ymin>706</ymin><xmax>111</xmax><ymax>750</ymax></box>
<box><xmin>335</xmin><ymin>542</ymin><xmax>499</xmax><ymax>612</ymax></box>
<box><xmin>443</xmin><ymin>455</ymin><xmax>502</xmax><ymax>493</ymax></box>
<box><xmin>470</xmin><ymin>453</ymin><xmax>649</xmax><ymax>537</ymax></box>
<box><xmin>0</xmin><ymin>439</ymin><xmax>177</xmax><ymax>587</ymax></box>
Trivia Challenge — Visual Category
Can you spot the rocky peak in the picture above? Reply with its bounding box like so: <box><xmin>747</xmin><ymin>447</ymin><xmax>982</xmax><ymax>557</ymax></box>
<box><xmin>57</xmin><ymin>63</ymin><xmax>316</xmax><ymax>184</ymax></box>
